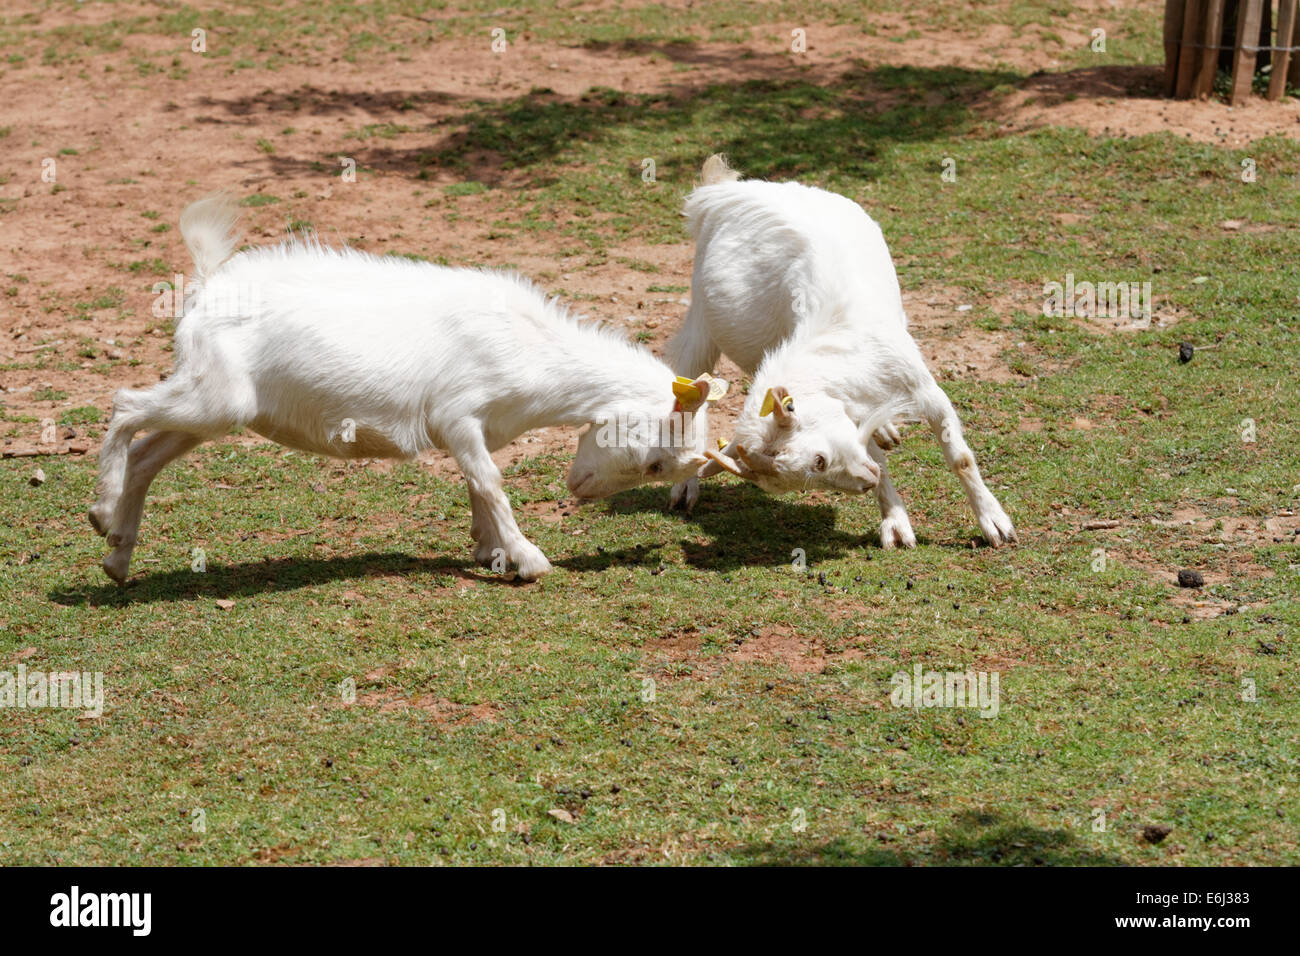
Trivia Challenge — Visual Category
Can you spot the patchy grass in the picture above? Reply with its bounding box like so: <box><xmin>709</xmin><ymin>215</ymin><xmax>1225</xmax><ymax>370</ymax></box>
<box><xmin>443</xmin><ymin>181</ymin><xmax>488</xmax><ymax>197</ymax></box>
<box><xmin>0</xmin><ymin>1</ymin><xmax>1296</xmax><ymax>866</ymax></box>
<box><xmin>56</xmin><ymin>405</ymin><xmax>102</xmax><ymax>426</ymax></box>
<box><xmin>0</xmin><ymin>2</ymin><xmax>1165</xmax><ymax>74</ymax></box>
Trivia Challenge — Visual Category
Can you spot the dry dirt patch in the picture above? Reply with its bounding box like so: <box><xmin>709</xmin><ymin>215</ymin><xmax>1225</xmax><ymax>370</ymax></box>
<box><xmin>357</xmin><ymin>689</ymin><xmax>501</xmax><ymax>725</ymax></box>
<box><xmin>646</xmin><ymin>624</ymin><xmax>865</xmax><ymax>678</ymax></box>
<box><xmin>727</xmin><ymin>625</ymin><xmax>866</xmax><ymax>673</ymax></box>
<box><xmin>902</xmin><ymin>289</ymin><xmax>1023</xmax><ymax>383</ymax></box>
<box><xmin>990</xmin><ymin>64</ymin><xmax>1300</xmax><ymax>145</ymax></box>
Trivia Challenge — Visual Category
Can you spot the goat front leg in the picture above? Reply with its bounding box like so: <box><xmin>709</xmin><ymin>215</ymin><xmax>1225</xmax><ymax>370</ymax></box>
<box><xmin>925</xmin><ymin>390</ymin><xmax>1016</xmax><ymax>546</ymax></box>
<box><xmin>447</xmin><ymin>423</ymin><xmax>552</xmax><ymax>581</ymax></box>
<box><xmin>867</xmin><ymin>439</ymin><xmax>916</xmax><ymax>549</ymax></box>
<box><xmin>668</xmin><ymin>477</ymin><xmax>699</xmax><ymax>513</ymax></box>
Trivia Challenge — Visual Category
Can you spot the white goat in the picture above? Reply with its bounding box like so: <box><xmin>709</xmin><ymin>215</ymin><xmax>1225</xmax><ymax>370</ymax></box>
<box><xmin>89</xmin><ymin>195</ymin><xmax>717</xmax><ymax>583</ymax></box>
<box><xmin>667</xmin><ymin>156</ymin><xmax>1016</xmax><ymax>548</ymax></box>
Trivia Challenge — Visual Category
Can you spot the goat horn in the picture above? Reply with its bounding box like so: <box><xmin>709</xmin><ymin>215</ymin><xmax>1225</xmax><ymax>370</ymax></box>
<box><xmin>701</xmin><ymin>448</ymin><xmax>744</xmax><ymax>478</ymax></box>
<box><xmin>735</xmin><ymin>444</ymin><xmax>778</xmax><ymax>476</ymax></box>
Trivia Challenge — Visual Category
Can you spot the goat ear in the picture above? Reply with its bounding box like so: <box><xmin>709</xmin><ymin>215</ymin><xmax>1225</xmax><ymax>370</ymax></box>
<box><xmin>760</xmin><ymin>386</ymin><xmax>795</xmax><ymax>424</ymax></box>
<box><xmin>671</xmin><ymin>376</ymin><xmax>711</xmax><ymax>414</ymax></box>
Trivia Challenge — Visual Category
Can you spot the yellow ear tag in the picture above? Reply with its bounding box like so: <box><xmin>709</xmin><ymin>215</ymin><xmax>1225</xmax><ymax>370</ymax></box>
<box><xmin>760</xmin><ymin>389</ymin><xmax>793</xmax><ymax>416</ymax></box>
<box><xmin>672</xmin><ymin>376</ymin><xmax>703</xmax><ymax>405</ymax></box>
<box><xmin>717</xmin><ymin>437</ymin><xmax>728</xmax><ymax>450</ymax></box>
<box><xmin>699</xmin><ymin>373</ymin><xmax>729</xmax><ymax>401</ymax></box>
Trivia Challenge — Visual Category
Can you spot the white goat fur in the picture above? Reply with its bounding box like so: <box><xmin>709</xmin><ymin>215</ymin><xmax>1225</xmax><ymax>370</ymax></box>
<box><xmin>89</xmin><ymin>195</ymin><xmax>714</xmax><ymax>583</ymax></box>
<box><xmin>667</xmin><ymin>156</ymin><xmax>1016</xmax><ymax>548</ymax></box>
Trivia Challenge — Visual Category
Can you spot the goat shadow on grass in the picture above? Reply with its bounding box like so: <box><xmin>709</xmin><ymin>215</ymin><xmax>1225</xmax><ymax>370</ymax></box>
<box><xmin>47</xmin><ymin>543</ymin><xmax>659</xmax><ymax>608</ymax></box>
<box><xmin>729</xmin><ymin>810</ymin><xmax>1125</xmax><ymax>866</ymax></box>
<box><xmin>219</xmin><ymin>63</ymin><xmax>1024</xmax><ymax>187</ymax></box>
<box><xmin>596</xmin><ymin>480</ymin><xmax>927</xmax><ymax>572</ymax></box>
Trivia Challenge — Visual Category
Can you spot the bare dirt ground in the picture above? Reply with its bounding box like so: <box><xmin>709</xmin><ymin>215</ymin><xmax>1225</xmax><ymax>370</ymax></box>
<box><xmin>3</xmin><ymin>0</ymin><xmax>1299</xmax><ymax>475</ymax></box>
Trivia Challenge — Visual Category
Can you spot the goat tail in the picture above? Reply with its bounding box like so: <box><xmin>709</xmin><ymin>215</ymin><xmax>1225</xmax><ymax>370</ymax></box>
<box><xmin>701</xmin><ymin>153</ymin><xmax>741</xmax><ymax>186</ymax></box>
<box><xmin>179</xmin><ymin>192</ymin><xmax>241</xmax><ymax>283</ymax></box>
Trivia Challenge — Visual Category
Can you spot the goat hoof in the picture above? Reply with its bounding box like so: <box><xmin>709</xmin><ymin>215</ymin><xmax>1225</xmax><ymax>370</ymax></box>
<box><xmin>977</xmin><ymin>504</ymin><xmax>1017</xmax><ymax>547</ymax></box>
<box><xmin>668</xmin><ymin>478</ymin><xmax>699</xmax><ymax>513</ymax></box>
<box><xmin>88</xmin><ymin>506</ymin><xmax>112</xmax><ymax>537</ymax></box>
<box><xmin>873</xmin><ymin>423</ymin><xmax>903</xmax><ymax>450</ymax></box>
<box><xmin>514</xmin><ymin>551</ymin><xmax>552</xmax><ymax>582</ymax></box>
<box><xmin>473</xmin><ymin>541</ymin><xmax>506</xmax><ymax>569</ymax></box>
<box><xmin>101</xmin><ymin>550</ymin><xmax>131</xmax><ymax>584</ymax></box>
<box><xmin>980</xmin><ymin>517</ymin><xmax>1017</xmax><ymax>547</ymax></box>
<box><xmin>879</xmin><ymin>515</ymin><xmax>917</xmax><ymax>550</ymax></box>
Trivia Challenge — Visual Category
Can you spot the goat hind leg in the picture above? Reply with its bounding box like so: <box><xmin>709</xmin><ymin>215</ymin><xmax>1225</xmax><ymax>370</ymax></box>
<box><xmin>90</xmin><ymin>386</ymin><xmax>155</xmax><ymax>535</ymax></box>
<box><xmin>101</xmin><ymin>431</ymin><xmax>203</xmax><ymax>583</ymax></box>
<box><xmin>91</xmin><ymin>376</ymin><xmax>233</xmax><ymax>534</ymax></box>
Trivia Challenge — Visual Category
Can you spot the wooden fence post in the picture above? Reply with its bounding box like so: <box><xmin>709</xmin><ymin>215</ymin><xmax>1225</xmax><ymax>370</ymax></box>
<box><xmin>1177</xmin><ymin>0</ymin><xmax>1207</xmax><ymax>97</ymax></box>
<box><xmin>1230</xmin><ymin>0</ymin><xmax>1265</xmax><ymax>104</ymax></box>
<box><xmin>1197</xmin><ymin>0</ymin><xmax>1228</xmax><ymax>97</ymax></box>
<box><xmin>1291</xmin><ymin>0</ymin><xmax>1300</xmax><ymax>88</ymax></box>
<box><xmin>1271</xmin><ymin>1</ymin><xmax>1298</xmax><ymax>98</ymax></box>
<box><xmin>1169</xmin><ymin>0</ymin><xmax>1293</xmax><ymax>102</ymax></box>
<box><xmin>1166</xmin><ymin>0</ymin><xmax>1189</xmax><ymax>96</ymax></box>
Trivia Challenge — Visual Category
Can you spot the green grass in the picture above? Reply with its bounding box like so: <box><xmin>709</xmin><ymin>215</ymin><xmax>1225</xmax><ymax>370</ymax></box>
<box><xmin>1</xmin><ymin>1</ymin><xmax>1297</xmax><ymax>866</ymax></box>
<box><xmin>443</xmin><ymin>181</ymin><xmax>488</xmax><ymax>197</ymax></box>
<box><xmin>57</xmin><ymin>406</ymin><xmax>102</xmax><ymax>426</ymax></box>
<box><xmin>71</xmin><ymin>288</ymin><xmax>126</xmax><ymax>318</ymax></box>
